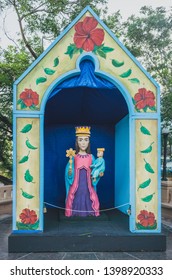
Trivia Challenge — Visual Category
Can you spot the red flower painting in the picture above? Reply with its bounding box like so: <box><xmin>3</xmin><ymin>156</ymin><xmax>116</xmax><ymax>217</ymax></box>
<box><xmin>17</xmin><ymin>88</ymin><xmax>39</xmax><ymax>109</ymax></box>
<box><xmin>73</xmin><ymin>16</ymin><xmax>105</xmax><ymax>52</ymax></box>
<box><xmin>133</xmin><ymin>88</ymin><xmax>156</xmax><ymax>111</ymax></box>
<box><xmin>65</xmin><ymin>16</ymin><xmax>114</xmax><ymax>59</ymax></box>
<box><xmin>137</xmin><ymin>210</ymin><xmax>155</xmax><ymax>227</ymax></box>
<box><xmin>20</xmin><ymin>88</ymin><xmax>39</xmax><ymax>107</ymax></box>
<box><xmin>19</xmin><ymin>208</ymin><xmax>38</xmax><ymax>224</ymax></box>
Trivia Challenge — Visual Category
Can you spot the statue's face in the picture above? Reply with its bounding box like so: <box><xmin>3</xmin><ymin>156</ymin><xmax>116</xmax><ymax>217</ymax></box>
<box><xmin>77</xmin><ymin>136</ymin><xmax>89</xmax><ymax>152</ymax></box>
<box><xmin>97</xmin><ymin>150</ymin><xmax>103</xmax><ymax>157</ymax></box>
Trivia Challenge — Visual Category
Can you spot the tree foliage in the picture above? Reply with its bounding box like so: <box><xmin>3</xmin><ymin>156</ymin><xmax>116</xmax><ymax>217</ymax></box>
<box><xmin>0</xmin><ymin>0</ymin><xmax>108</xmax><ymax>58</ymax></box>
<box><xmin>122</xmin><ymin>6</ymin><xmax>172</xmax><ymax>124</ymax></box>
<box><xmin>0</xmin><ymin>46</ymin><xmax>31</xmax><ymax>182</ymax></box>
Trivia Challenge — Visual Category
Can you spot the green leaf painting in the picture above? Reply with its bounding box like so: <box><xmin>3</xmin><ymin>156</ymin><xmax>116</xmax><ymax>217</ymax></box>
<box><xmin>18</xmin><ymin>151</ymin><xmax>30</xmax><ymax>164</ymax></box>
<box><xmin>138</xmin><ymin>178</ymin><xmax>151</xmax><ymax>190</ymax></box>
<box><xmin>16</xmin><ymin>220</ymin><xmax>39</xmax><ymax>230</ymax></box>
<box><xmin>141</xmin><ymin>192</ymin><xmax>155</xmax><ymax>202</ymax></box>
<box><xmin>30</xmin><ymin>220</ymin><xmax>39</xmax><ymax>230</ymax></box>
<box><xmin>149</xmin><ymin>106</ymin><xmax>156</xmax><ymax>111</ymax></box>
<box><xmin>65</xmin><ymin>44</ymin><xmax>82</xmax><ymax>59</ymax></box>
<box><xmin>128</xmin><ymin>78</ymin><xmax>140</xmax><ymax>84</ymax></box>
<box><xmin>132</xmin><ymin>97</ymin><xmax>136</xmax><ymax>105</ymax></box>
<box><xmin>24</xmin><ymin>169</ymin><xmax>34</xmax><ymax>183</ymax></box>
<box><xmin>21</xmin><ymin>103</ymin><xmax>27</xmax><ymax>109</ymax></box>
<box><xmin>112</xmin><ymin>59</ymin><xmax>124</xmax><ymax>67</ymax></box>
<box><xmin>44</xmin><ymin>68</ymin><xmax>56</xmax><ymax>75</ymax></box>
<box><xmin>20</xmin><ymin>188</ymin><xmax>34</xmax><ymax>199</ymax></box>
<box><xmin>96</xmin><ymin>48</ymin><xmax>106</xmax><ymax>58</ymax></box>
<box><xmin>119</xmin><ymin>69</ymin><xmax>132</xmax><ymax>78</ymax></box>
<box><xmin>17</xmin><ymin>99</ymin><xmax>27</xmax><ymax>109</ymax></box>
<box><xmin>92</xmin><ymin>44</ymin><xmax>114</xmax><ymax>59</ymax></box>
<box><xmin>143</xmin><ymin>106</ymin><xmax>149</xmax><ymax>112</ymax></box>
<box><xmin>20</xmin><ymin>123</ymin><xmax>33</xmax><ymax>133</ymax></box>
<box><xmin>36</xmin><ymin>77</ymin><xmax>47</xmax><ymax>85</ymax></box>
<box><xmin>144</xmin><ymin>159</ymin><xmax>155</xmax><ymax>173</ymax></box>
<box><xmin>101</xmin><ymin>46</ymin><xmax>114</xmax><ymax>53</ymax></box>
<box><xmin>140</xmin><ymin>123</ymin><xmax>151</xmax><ymax>135</ymax></box>
<box><xmin>53</xmin><ymin>57</ymin><xmax>59</xmax><ymax>67</ymax></box>
<box><xmin>136</xmin><ymin>221</ymin><xmax>157</xmax><ymax>230</ymax></box>
<box><xmin>26</xmin><ymin>138</ymin><xmax>38</xmax><ymax>150</ymax></box>
<box><xmin>17</xmin><ymin>99</ymin><xmax>23</xmax><ymax>105</ymax></box>
<box><xmin>140</xmin><ymin>142</ymin><xmax>154</xmax><ymax>153</ymax></box>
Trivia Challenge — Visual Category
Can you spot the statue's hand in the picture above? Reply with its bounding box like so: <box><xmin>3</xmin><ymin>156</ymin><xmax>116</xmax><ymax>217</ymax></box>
<box><xmin>99</xmin><ymin>172</ymin><xmax>104</xmax><ymax>177</ymax></box>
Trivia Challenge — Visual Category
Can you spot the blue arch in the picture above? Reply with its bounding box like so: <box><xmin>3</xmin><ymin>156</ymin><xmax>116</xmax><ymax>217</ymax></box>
<box><xmin>40</xmin><ymin>53</ymin><xmax>134</xmax><ymax>115</ymax></box>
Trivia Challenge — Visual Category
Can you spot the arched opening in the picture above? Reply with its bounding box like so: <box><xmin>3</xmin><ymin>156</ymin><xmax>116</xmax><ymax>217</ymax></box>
<box><xmin>43</xmin><ymin>58</ymin><xmax>130</xmax><ymax>230</ymax></box>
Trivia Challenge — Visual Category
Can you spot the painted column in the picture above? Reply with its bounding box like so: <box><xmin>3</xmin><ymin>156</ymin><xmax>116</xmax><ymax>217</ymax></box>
<box><xmin>13</xmin><ymin>115</ymin><xmax>42</xmax><ymax>232</ymax></box>
<box><xmin>135</xmin><ymin>118</ymin><xmax>160</xmax><ymax>232</ymax></box>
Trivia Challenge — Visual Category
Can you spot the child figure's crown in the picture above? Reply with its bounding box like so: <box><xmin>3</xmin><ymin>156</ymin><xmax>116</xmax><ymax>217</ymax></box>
<box><xmin>75</xmin><ymin>126</ymin><xmax>91</xmax><ymax>137</ymax></box>
<box><xmin>97</xmin><ymin>148</ymin><xmax>105</xmax><ymax>152</ymax></box>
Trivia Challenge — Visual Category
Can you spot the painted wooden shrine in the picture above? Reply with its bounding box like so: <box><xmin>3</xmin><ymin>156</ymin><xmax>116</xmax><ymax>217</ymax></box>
<box><xmin>12</xmin><ymin>6</ymin><xmax>162</xmax><ymax>241</ymax></box>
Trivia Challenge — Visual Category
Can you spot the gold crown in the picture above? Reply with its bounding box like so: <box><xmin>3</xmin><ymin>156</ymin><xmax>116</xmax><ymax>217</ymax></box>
<box><xmin>97</xmin><ymin>148</ymin><xmax>105</xmax><ymax>152</ymax></box>
<box><xmin>75</xmin><ymin>126</ymin><xmax>91</xmax><ymax>137</ymax></box>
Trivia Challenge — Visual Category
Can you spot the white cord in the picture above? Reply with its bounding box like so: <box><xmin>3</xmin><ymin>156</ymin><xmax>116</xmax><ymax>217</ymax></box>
<box><xmin>44</xmin><ymin>201</ymin><xmax>130</xmax><ymax>213</ymax></box>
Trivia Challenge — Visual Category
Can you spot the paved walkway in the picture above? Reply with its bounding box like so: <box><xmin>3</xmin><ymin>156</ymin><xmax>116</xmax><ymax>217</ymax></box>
<box><xmin>0</xmin><ymin>216</ymin><xmax>172</xmax><ymax>260</ymax></box>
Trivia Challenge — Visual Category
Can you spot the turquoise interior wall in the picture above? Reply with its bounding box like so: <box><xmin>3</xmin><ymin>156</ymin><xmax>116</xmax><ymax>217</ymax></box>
<box><xmin>115</xmin><ymin>115</ymin><xmax>129</xmax><ymax>214</ymax></box>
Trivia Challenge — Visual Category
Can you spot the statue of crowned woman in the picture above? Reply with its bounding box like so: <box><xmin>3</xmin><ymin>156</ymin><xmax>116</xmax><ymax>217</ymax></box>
<box><xmin>65</xmin><ymin>126</ymin><xmax>105</xmax><ymax>217</ymax></box>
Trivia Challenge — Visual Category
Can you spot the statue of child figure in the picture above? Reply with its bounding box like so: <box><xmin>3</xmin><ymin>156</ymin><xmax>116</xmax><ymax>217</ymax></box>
<box><xmin>90</xmin><ymin>148</ymin><xmax>105</xmax><ymax>190</ymax></box>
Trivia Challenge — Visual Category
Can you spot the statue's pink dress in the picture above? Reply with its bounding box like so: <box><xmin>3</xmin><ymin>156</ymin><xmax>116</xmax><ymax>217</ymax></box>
<box><xmin>65</xmin><ymin>154</ymin><xmax>100</xmax><ymax>217</ymax></box>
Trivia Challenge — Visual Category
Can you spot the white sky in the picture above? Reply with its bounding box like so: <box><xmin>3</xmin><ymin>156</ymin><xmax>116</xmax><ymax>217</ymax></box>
<box><xmin>108</xmin><ymin>0</ymin><xmax>171</xmax><ymax>18</ymax></box>
<box><xmin>0</xmin><ymin>0</ymin><xmax>171</xmax><ymax>48</ymax></box>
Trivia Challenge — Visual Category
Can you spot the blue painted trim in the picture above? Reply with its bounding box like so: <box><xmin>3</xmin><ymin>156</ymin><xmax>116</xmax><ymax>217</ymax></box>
<box><xmin>12</xmin><ymin>230</ymin><xmax>42</xmax><ymax>234</ymax></box>
<box><xmin>13</xmin><ymin>5</ymin><xmax>159</xmax><ymax>91</ymax></box>
<box><xmin>13</xmin><ymin>114</ymin><xmax>40</xmax><ymax>118</ymax></box>
<box><xmin>13</xmin><ymin>110</ymin><xmax>42</xmax><ymax>115</ymax></box>
<box><xmin>129</xmin><ymin>117</ymin><xmax>136</xmax><ymax>232</ymax></box>
<box><xmin>157</xmin><ymin>115</ymin><xmax>162</xmax><ymax>232</ymax></box>
<box><xmin>130</xmin><ymin>230</ymin><xmax>161</xmax><ymax>234</ymax></box>
<box><xmin>133</xmin><ymin>114</ymin><xmax>160</xmax><ymax>119</ymax></box>
<box><xmin>157</xmin><ymin>84</ymin><xmax>161</xmax><ymax>113</ymax></box>
<box><xmin>39</xmin><ymin>115</ymin><xmax>44</xmax><ymax>232</ymax></box>
<box><xmin>12</xmin><ymin>115</ymin><xmax>17</xmax><ymax>231</ymax></box>
<box><xmin>76</xmin><ymin>52</ymin><xmax>100</xmax><ymax>70</ymax></box>
<box><xmin>13</xmin><ymin>83</ymin><xmax>17</xmax><ymax>116</ymax></box>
